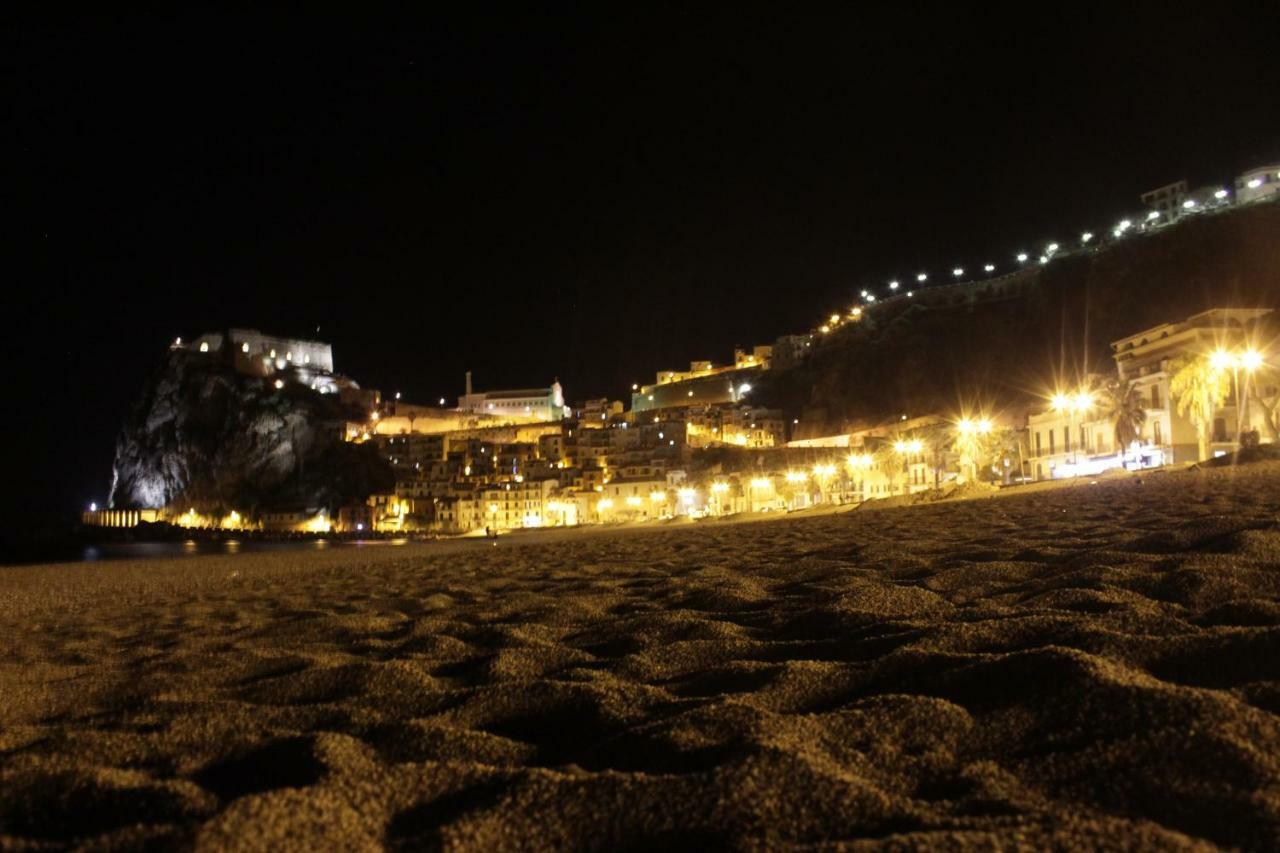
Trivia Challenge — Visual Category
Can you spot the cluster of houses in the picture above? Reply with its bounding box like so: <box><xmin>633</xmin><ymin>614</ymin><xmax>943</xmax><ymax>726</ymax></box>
<box><xmin>86</xmin><ymin>303</ymin><xmax>1276</xmax><ymax>537</ymax></box>
<box><xmin>280</xmin><ymin>307</ymin><xmax>1280</xmax><ymax>535</ymax></box>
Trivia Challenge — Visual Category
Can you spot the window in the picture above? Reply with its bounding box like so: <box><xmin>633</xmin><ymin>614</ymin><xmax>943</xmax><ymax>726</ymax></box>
<box><xmin>1153</xmin><ymin>421</ymin><xmax>1162</xmax><ymax>445</ymax></box>
<box><xmin>1213</xmin><ymin>418</ymin><xmax>1227</xmax><ymax>443</ymax></box>
<box><xmin>1049</xmin><ymin>431</ymin><xmax>1055</xmax><ymax>454</ymax></box>
<box><xmin>1035</xmin><ymin>431</ymin><xmax>1042</xmax><ymax>456</ymax></box>
<box><xmin>1063</xmin><ymin>427</ymin><xmax>1070</xmax><ymax>453</ymax></box>
<box><xmin>1151</xmin><ymin>385</ymin><xmax>1161</xmax><ymax>408</ymax></box>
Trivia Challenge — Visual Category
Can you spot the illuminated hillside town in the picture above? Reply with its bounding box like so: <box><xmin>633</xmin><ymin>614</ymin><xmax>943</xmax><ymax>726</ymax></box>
<box><xmin>87</xmin><ymin>169</ymin><xmax>1279</xmax><ymax>537</ymax></box>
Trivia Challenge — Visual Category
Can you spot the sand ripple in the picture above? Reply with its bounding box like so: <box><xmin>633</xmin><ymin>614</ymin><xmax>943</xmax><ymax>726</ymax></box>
<box><xmin>2</xmin><ymin>463</ymin><xmax>1280</xmax><ymax>848</ymax></box>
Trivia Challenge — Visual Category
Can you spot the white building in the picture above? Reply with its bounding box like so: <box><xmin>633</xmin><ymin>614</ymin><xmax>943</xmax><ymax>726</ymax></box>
<box><xmin>456</xmin><ymin>371</ymin><xmax>568</xmax><ymax>421</ymax></box>
<box><xmin>1140</xmin><ymin>180</ymin><xmax>1188</xmax><ymax>223</ymax></box>
<box><xmin>1026</xmin><ymin>308</ymin><xmax>1276</xmax><ymax>478</ymax></box>
<box><xmin>1235</xmin><ymin>163</ymin><xmax>1280</xmax><ymax>204</ymax></box>
<box><xmin>1113</xmin><ymin>308</ymin><xmax>1274</xmax><ymax>461</ymax></box>
<box><xmin>1026</xmin><ymin>400</ymin><xmax>1126</xmax><ymax>481</ymax></box>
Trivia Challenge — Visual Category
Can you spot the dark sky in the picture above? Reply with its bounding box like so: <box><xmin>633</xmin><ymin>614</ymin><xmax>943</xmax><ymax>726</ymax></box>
<box><xmin>8</xmin><ymin>8</ymin><xmax>1279</xmax><ymax>522</ymax></box>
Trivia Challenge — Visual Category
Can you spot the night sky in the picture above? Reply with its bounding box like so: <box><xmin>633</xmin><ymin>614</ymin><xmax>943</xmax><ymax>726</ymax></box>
<box><xmin>9</xmin><ymin>8</ymin><xmax>1279</xmax><ymax>527</ymax></box>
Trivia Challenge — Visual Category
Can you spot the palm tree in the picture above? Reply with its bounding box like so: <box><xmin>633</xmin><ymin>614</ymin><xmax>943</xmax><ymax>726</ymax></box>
<box><xmin>873</xmin><ymin>443</ymin><xmax>904</xmax><ymax>495</ymax></box>
<box><xmin>1169</xmin><ymin>354</ymin><xmax>1230</xmax><ymax>461</ymax></box>
<box><xmin>1248</xmin><ymin>362</ymin><xmax>1280</xmax><ymax>442</ymax></box>
<box><xmin>1100</xmin><ymin>378</ymin><xmax>1147</xmax><ymax>455</ymax></box>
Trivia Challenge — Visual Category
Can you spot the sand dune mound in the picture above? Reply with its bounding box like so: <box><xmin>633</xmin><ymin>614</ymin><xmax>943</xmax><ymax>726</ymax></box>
<box><xmin>3</xmin><ymin>462</ymin><xmax>1280</xmax><ymax>848</ymax></box>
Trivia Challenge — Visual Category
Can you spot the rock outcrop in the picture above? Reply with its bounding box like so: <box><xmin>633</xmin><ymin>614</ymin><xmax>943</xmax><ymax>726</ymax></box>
<box><xmin>110</xmin><ymin>350</ymin><xmax>392</xmax><ymax>512</ymax></box>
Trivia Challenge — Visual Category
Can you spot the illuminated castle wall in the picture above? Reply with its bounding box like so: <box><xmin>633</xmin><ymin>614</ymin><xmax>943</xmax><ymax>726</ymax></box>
<box><xmin>180</xmin><ymin>329</ymin><xmax>335</xmax><ymax>377</ymax></box>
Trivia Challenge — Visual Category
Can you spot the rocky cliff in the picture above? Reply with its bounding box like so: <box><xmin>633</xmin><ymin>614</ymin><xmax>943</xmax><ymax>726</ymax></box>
<box><xmin>110</xmin><ymin>350</ymin><xmax>392</xmax><ymax>512</ymax></box>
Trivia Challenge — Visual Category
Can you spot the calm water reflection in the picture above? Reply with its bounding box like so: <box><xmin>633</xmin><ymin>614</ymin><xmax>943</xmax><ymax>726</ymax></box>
<box><xmin>68</xmin><ymin>538</ymin><xmax>413</xmax><ymax>564</ymax></box>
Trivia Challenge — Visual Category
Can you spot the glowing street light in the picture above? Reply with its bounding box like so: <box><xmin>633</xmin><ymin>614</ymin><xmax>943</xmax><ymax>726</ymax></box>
<box><xmin>916</xmin><ymin>273</ymin><xmax>927</xmax><ymax>282</ymax></box>
<box><xmin>952</xmin><ymin>267</ymin><xmax>964</xmax><ymax>278</ymax></box>
<box><xmin>1016</xmin><ymin>252</ymin><xmax>1028</xmax><ymax>262</ymax></box>
<box><xmin>983</xmin><ymin>264</ymin><xmax>995</xmax><ymax>273</ymax></box>
<box><xmin>829</xmin><ymin>314</ymin><xmax>840</xmax><ymax>324</ymax></box>
<box><xmin>889</xmin><ymin>280</ymin><xmax>899</xmax><ymax>290</ymax></box>
<box><xmin>1050</xmin><ymin>389</ymin><xmax>1093</xmax><ymax>416</ymax></box>
<box><xmin>1240</xmin><ymin>349</ymin><xmax>1264</xmax><ymax>371</ymax></box>
<box><xmin>1147</xmin><ymin>211</ymin><xmax>1160</xmax><ymax>221</ymax></box>
<box><xmin>785</xmin><ymin>470</ymin><xmax>807</xmax><ymax>483</ymax></box>
<box><xmin>1081</xmin><ymin>232</ymin><xmax>1093</xmax><ymax>244</ymax></box>
<box><xmin>1182</xmin><ymin>199</ymin><xmax>1196</xmax><ymax>210</ymax></box>
<box><xmin>1046</xmin><ymin>243</ymin><xmax>1060</xmax><ymax>254</ymax></box>
<box><xmin>1214</xmin><ymin>189</ymin><xmax>1228</xmax><ymax>200</ymax></box>
<box><xmin>1247</xmin><ymin>178</ymin><xmax>1263</xmax><ymax>189</ymax></box>
<box><xmin>711</xmin><ymin>482</ymin><xmax>729</xmax><ymax>493</ymax></box>
<box><xmin>956</xmin><ymin>418</ymin><xmax>992</xmax><ymax>436</ymax></box>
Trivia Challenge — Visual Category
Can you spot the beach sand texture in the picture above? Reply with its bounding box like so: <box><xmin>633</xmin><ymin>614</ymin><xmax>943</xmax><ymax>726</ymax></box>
<box><xmin>3</xmin><ymin>463</ymin><xmax>1280</xmax><ymax>850</ymax></box>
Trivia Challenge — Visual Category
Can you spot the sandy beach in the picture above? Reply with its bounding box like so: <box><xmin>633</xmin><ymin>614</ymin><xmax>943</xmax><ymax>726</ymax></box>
<box><xmin>3</xmin><ymin>463</ymin><xmax>1280</xmax><ymax>850</ymax></box>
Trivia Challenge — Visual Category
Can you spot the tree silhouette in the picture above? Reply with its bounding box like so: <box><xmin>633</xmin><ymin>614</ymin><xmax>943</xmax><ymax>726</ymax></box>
<box><xmin>1100</xmin><ymin>378</ymin><xmax>1147</xmax><ymax>452</ymax></box>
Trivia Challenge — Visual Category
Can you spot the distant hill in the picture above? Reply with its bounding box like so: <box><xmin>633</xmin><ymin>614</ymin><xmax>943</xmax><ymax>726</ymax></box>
<box><xmin>758</xmin><ymin>201</ymin><xmax>1280</xmax><ymax>435</ymax></box>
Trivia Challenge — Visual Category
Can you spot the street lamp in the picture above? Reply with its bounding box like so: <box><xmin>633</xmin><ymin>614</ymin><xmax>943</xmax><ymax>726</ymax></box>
<box><xmin>1016</xmin><ymin>252</ymin><xmax>1028</xmax><ymax>263</ymax></box>
<box><xmin>1213</xmin><ymin>348</ymin><xmax>1266</xmax><ymax>443</ymax></box>
<box><xmin>1051</xmin><ymin>389</ymin><xmax>1093</xmax><ymax>463</ymax></box>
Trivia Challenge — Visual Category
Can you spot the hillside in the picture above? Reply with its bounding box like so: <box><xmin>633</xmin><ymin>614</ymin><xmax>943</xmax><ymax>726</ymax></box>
<box><xmin>760</xmin><ymin>201</ymin><xmax>1280</xmax><ymax>434</ymax></box>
